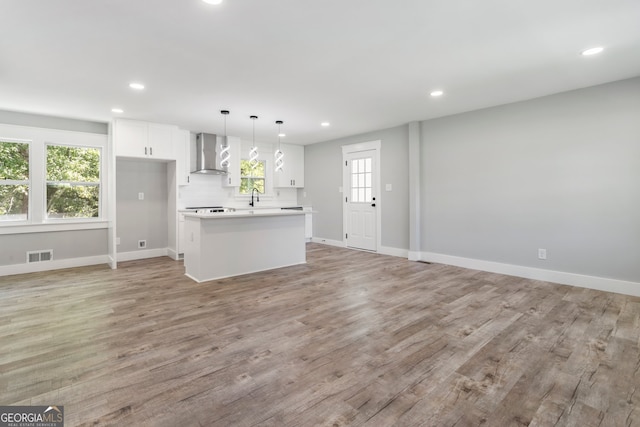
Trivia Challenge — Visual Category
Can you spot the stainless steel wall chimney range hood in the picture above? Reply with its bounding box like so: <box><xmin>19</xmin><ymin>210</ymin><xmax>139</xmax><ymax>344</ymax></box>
<box><xmin>192</xmin><ymin>133</ymin><xmax>228</xmax><ymax>175</ymax></box>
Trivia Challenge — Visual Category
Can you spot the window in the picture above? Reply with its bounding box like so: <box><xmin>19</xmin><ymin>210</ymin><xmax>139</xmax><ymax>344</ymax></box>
<box><xmin>0</xmin><ymin>140</ymin><xmax>30</xmax><ymax>221</ymax></box>
<box><xmin>240</xmin><ymin>159</ymin><xmax>265</xmax><ymax>194</ymax></box>
<box><xmin>351</xmin><ymin>158</ymin><xmax>372</xmax><ymax>202</ymax></box>
<box><xmin>46</xmin><ymin>144</ymin><xmax>101</xmax><ymax>219</ymax></box>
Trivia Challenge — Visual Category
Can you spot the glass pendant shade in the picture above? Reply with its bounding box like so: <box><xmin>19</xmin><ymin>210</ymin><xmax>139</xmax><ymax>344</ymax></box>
<box><xmin>275</xmin><ymin>120</ymin><xmax>284</xmax><ymax>172</ymax></box>
<box><xmin>219</xmin><ymin>110</ymin><xmax>230</xmax><ymax>168</ymax></box>
<box><xmin>249</xmin><ymin>116</ymin><xmax>259</xmax><ymax>169</ymax></box>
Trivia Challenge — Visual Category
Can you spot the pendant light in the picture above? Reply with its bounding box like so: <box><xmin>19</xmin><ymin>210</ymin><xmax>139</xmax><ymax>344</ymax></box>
<box><xmin>274</xmin><ymin>120</ymin><xmax>284</xmax><ymax>172</ymax></box>
<box><xmin>219</xmin><ymin>110</ymin><xmax>230</xmax><ymax>169</ymax></box>
<box><xmin>249</xmin><ymin>115</ymin><xmax>259</xmax><ymax>169</ymax></box>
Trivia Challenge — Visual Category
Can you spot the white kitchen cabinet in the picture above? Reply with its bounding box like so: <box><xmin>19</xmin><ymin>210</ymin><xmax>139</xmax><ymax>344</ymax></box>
<box><xmin>173</xmin><ymin>128</ymin><xmax>191</xmax><ymax>185</ymax></box>
<box><xmin>178</xmin><ymin>213</ymin><xmax>186</xmax><ymax>255</ymax></box>
<box><xmin>273</xmin><ymin>143</ymin><xmax>304</xmax><ymax>188</ymax></box>
<box><xmin>114</xmin><ymin>119</ymin><xmax>175</xmax><ymax>160</ymax></box>
<box><xmin>304</xmin><ymin>207</ymin><xmax>312</xmax><ymax>241</ymax></box>
<box><xmin>221</xmin><ymin>136</ymin><xmax>241</xmax><ymax>187</ymax></box>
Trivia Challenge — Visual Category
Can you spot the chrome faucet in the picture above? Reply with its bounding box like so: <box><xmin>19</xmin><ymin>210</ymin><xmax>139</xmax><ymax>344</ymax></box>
<box><xmin>250</xmin><ymin>188</ymin><xmax>260</xmax><ymax>206</ymax></box>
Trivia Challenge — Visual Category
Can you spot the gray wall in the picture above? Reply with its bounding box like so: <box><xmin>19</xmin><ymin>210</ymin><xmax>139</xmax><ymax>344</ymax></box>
<box><xmin>116</xmin><ymin>159</ymin><xmax>169</xmax><ymax>252</ymax></box>
<box><xmin>304</xmin><ymin>125</ymin><xmax>410</xmax><ymax>250</ymax></box>
<box><xmin>305</xmin><ymin>76</ymin><xmax>640</xmax><ymax>283</ymax></box>
<box><xmin>0</xmin><ymin>109</ymin><xmax>108</xmax><ymax>134</ymax></box>
<box><xmin>0</xmin><ymin>230</ymin><xmax>107</xmax><ymax>266</ymax></box>
<box><xmin>421</xmin><ymin>77</ymin><xmax>640</xmax><ymax>282</ymax></box>
<box><xmin>0</xmin><ymin>110</ymin><xmax>110</xmax><ymax>266</ymax></box>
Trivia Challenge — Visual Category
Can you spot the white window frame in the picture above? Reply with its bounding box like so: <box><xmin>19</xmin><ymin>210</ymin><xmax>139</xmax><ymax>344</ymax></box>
<box><xmin>235</xmin><ymin>140</ymin><xmax>274</xmax><ymax>201</ymax></box>
<box><xmin>0</xmin><ymin>123</ymin><xmax>108</xmax><ymax>234</ymax></box>
<box><xmin>0</xmin><ymin>138</ymin><xmax>31</xmax><ymax>224</ymax></box>
<box><xmin>44</xmin><ymin>142</ymin><xmax>103</xmax><ymax>222</ymax></box>
<box><xmin>239</xmin><ymin>158</ymin><xmax>266</xmax><ymax>195</ymax></box>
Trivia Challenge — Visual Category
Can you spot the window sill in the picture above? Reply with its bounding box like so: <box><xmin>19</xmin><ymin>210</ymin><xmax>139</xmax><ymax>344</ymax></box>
<box><xmin>0</xmin><ymin>220</ymin><xmax>109</xmax><ymax>235</ymax></box>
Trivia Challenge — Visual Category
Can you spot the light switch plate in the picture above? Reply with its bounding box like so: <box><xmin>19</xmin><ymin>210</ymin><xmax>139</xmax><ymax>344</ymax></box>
<box><xmin>385</xmin><ymin>184</ymin><xmax>392</xmax><ymax>191</ymax></box>
<box><xmin>138</xmin><ymin>192</ymin><xmax>144</xmax><ymax>200</ymax></box>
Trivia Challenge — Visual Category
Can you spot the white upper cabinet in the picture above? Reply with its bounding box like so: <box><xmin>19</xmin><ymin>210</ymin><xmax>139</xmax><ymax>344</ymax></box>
<box><xmin>173</xmin><ymin>128</ymin><xmax>190</xmax><ymax>185</ymax></box>
<box><xmin>114</xmin><ymin>119</ymin><xmax>176</xmax><ymax>160</ymax></box>
<box><xmin>274</xmin><ymin>143</ymin><xmax>304</xmax><ymax>188</ymax></box>
<box><xmin>221</xmin><ymin>136</ymin><xmax>241</xmax><ymax>187</ymax></box>
<box><xmin>147</xmin><ymin>123</ymin><xmax>174</xmax><ymax>159</ymax></box>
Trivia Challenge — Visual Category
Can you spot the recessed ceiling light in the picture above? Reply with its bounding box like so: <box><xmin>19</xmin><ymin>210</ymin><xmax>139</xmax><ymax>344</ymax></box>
<box><xmin>129</xmin><ymin>82</ymin><xmax>145</xmax><ymax>90</ymax></box>
<box><xmin>111</xmin><ymin>108</ymin><xmax>124</xmax><ymax>113</ymax></box>
<box><xmin>203</xmin><ymin>0</ymin><xmax>223</xmax><ymax>4</ymax></box>
<box><xmin>321</xmin><ymin>122</ymin><xmax>330</xmax><ymax>127</ymax></box>
<box><xmin>430</xmin><ymin>90</ymin><xmax>444</xmax><ymax>97</ymax></box>
<box><xmin>278</xmin><ymin>133</ymin><xmax>286</xmax><ymax>137</ymax></box>
<box><xmin>581</xmin><ymin>47</ymin><xmax>604</xmax><ymax>56</ymax></box>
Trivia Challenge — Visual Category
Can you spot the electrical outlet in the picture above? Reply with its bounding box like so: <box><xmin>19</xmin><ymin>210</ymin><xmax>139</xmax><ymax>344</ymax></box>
<box><xmin>538</xmin><ymin>248</ymin><xmax>547</xmax><ymax>260</ymax></box>
<box><xmin>138</xmin><ymin>240</ymin><xmax>147</xmax><ymax>249</ymax></box>
<box><xmin>385</xmin><ymin>183</ymin><xmax>392</xmax><ymax>191</ymax></box>
<box><xmin>116</xmin><ymin>237</ymin><xmax>121</xmax><ymax>245</ymax></box>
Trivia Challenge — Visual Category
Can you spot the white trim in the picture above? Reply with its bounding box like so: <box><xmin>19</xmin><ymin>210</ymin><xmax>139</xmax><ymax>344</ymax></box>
<box><xmin>185</xmin><ymin>261</ymin><xmax>307</xmax><ymax>283</ymax></box>
<box><xmin>167</xmin><ymin>248</ymin><xmax>181</xmax><ymax>261</ymax></box>
<box><xmin>420</xmin><ymin>251</ymin><xmax>640</xmax><ymax>297</ymax></box>
<box><xmin>0</xmin><ymin>255</ymin><xmax>108</xmax><ymax>276</ymax></box>
<box><xmin>0</xmin><ymin>123</ymin><xmax>108</xmax><ymax>227</ymax></box>
<box><xmin>408</xmin><ymin>250</ymin><xmax>421</xmax><ymax>261</ymax></box>
<box><xmin>311</xmin><ymin>237</ymin><xmax>345</xmax><ymax>248</ymax></box>
<box><xmin>379</xmin><ymin>246</ymin><xmax>408</xmax><ymax>258</ymax></box>
<box><xmin>0</xmin><ymin>221</ymin><xmax>109</xmax><ymax>235</ymax></box>
<box><xmin>116</xmin><ymin>248</ymin><xmax>169</xmax><ymax>262</ymax></box>
<box><xmin>342</xmin><ymin>140</ymin><xmax>382</xmax><ymax>252</ymax></box>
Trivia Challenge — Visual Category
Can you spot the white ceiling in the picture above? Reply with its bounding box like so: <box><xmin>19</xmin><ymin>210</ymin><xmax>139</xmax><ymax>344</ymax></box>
<box><xmin>1</xmin><ymin>0</ymin><xmax>639</xmax><ymax>145</ymax></box>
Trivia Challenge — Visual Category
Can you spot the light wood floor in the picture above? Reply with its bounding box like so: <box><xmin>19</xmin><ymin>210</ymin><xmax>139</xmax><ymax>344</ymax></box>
<box><xmin>1</xmin><ymin>244</ymin><xmax>639</xmax><ymax>426</ymax></box>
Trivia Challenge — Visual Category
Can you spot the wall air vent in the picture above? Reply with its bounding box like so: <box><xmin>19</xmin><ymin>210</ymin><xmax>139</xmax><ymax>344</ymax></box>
<box><xmin>27</xmin><ymin>250</ymin><xmax>53</xmax><ymax>263</ymax></box>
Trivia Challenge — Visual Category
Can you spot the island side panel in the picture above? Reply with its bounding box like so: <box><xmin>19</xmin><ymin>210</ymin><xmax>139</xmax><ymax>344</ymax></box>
<box><xmin>184</xmin><ymin>214</ymin><xmax>306</xmax><ymax>282</ymax></box>
<box><xmin>183</xmin><ymin>216</ymin><xmax>203</xmax><ymax>281</ymax></box>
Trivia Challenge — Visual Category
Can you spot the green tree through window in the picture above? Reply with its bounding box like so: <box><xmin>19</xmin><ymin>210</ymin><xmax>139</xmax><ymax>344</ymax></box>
<box><xmin>240</xmin><ymin>159</ymin><xmax>265</xmax><ymax>194</ymax></box>
<box><xmin>0</xmin><ymin>140</ymin><xmax>30</xmax><ymax>221</ymax></box>
<box><xmin>46</xmin><ymin>145</ymin><xmax>101</xmax><ymax>219</ymax></box>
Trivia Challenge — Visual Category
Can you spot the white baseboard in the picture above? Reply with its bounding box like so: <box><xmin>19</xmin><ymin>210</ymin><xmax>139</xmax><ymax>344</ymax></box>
<box><xmin>117</xmin><ymin>248</ymin><xmax>169</xmax><ymax>262</ymax></box>
<box><xmin>166</xmin><ymin>248</ymin><xmax>181</xmax><ymax>261</ymax></box>
<box><xmin>379</xmin><ymin>246</ymin><xmax>408</xmax><ymax>258</ymax></box>
<box><xmin>311</xmin><ymin>237</ymin><xmax>345</xmax><ymax>247</ymax></box>
<box><xmin>408</xmin><ymin>250</ymin><xmax>421</xmax><ymax>261</ymax></box>
<box><xmin>0</xmin><ymin>255</ymin><xmax>109</xmax><ymax>277</ymax></box>
<box><xmin>312</xmin><ymin>239</ymin><xmax>408</xmax><ymax>259</ymax></box>
<box><xmin>421</xmin><ymin>251</ymin><xmax>640</xmax><ymax>297</ymax></box>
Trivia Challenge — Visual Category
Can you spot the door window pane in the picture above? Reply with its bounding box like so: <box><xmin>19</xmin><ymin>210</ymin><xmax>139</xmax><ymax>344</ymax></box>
<box><xmin>350</xmin><ymin>156</ymin><xmax>372</xmax><ymax>203</ymax></box>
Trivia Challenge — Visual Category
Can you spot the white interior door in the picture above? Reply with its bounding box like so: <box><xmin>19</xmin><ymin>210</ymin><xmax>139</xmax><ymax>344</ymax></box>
<box><xmin>345</xmin><ymin>150</ymin><xmax>377</xmax><ymax>251</ymax></box>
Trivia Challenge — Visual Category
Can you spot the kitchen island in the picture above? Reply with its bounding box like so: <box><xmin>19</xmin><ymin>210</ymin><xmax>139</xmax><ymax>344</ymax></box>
<box><xmin>182</xmin><ymin>209</ymin><xmax>306</xmax><ymax>282</ymax></box>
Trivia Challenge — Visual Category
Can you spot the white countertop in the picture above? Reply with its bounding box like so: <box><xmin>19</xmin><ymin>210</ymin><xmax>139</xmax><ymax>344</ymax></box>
<box><xmin>183</xmin><ymin>209</ymin><xmax>307</xmax><ymax>219</ymax></box>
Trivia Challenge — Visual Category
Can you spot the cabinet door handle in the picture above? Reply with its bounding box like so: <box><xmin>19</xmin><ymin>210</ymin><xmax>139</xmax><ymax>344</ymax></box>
<box><xmin>150</xmin><ymin>147</ymin><xmax>153</xmax><ymax>156</ymax></box>
<box><xmin>145</xmin><ymin>147</ymin><xmax>148</xmax><ymax>155</ymax></box>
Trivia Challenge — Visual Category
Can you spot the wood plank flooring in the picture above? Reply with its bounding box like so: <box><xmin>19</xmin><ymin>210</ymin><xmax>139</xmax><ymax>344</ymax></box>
<box><xmin>1</xmin><ymin>243</ymin><xmax>639</xmax><ymax>426</ymax></box>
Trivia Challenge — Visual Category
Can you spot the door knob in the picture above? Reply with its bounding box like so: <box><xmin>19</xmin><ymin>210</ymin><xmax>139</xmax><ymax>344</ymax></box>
<box><xmin>371</xmin><ymin>203</ymin><xmax>376</xmax><ymax>207</ymax></box>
